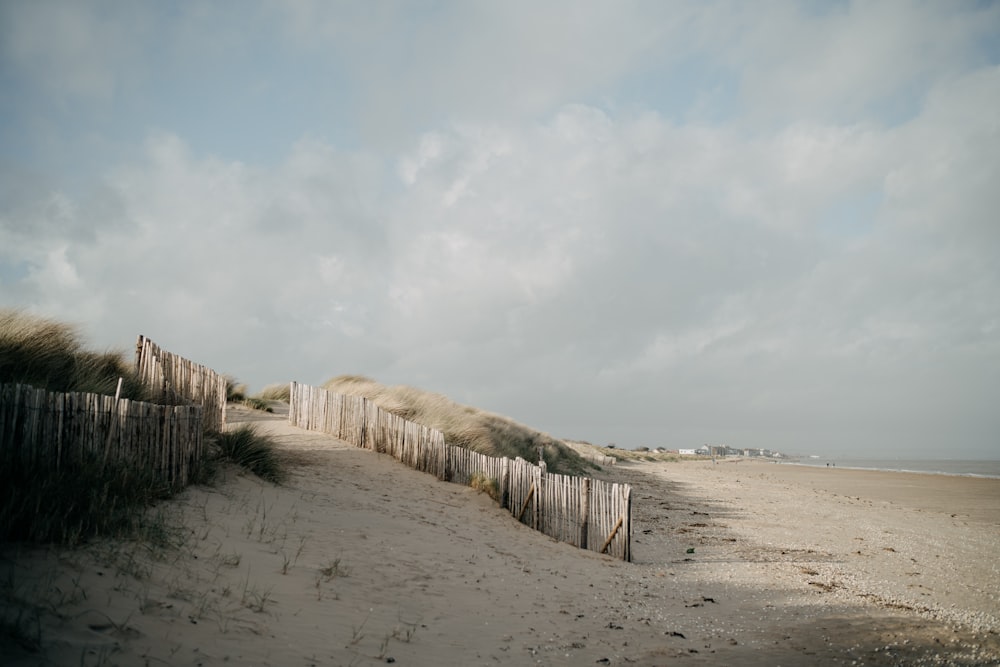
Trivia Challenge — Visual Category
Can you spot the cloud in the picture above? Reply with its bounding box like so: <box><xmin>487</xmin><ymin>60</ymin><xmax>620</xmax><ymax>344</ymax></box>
<box><xmin>714</xmin><ymin>0</ymin><xmax>1000</xmax><ymax>125</ymax></box>
<box><xmin>1</xmin><ymin>1</ymin><xmax>996</xmax><ymax>457</ymax></box>
<box><xmin>0</xmin><ymin>0</ymin><xmax>152</xmax><ymax>104</ymax></box>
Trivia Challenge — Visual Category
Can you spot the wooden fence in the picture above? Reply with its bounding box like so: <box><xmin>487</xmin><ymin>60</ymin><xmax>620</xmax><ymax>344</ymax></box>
<box><xmin>135</xmin><ymin>335</ymin><xmax>227</xmax><ymax>432</ymax></box>
<box><xmin>288</xmin><ymin>382</ymin><xmax>632</xmax><ymax>561</ymax></box>
<box><xmin>0</xmin><ymin>383</ymin><xmax>204</xmax><ymax>488</ymax></box>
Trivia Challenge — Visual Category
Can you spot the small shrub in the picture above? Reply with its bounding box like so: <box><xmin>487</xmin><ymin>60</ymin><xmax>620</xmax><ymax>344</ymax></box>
<box><xmin>213</xmin><ymin>425</ymin><xmax>285</xmax><ymax>484</ymax></box>
<box><xmin>469</xmin><ymin>471</ymin><xmax>499</xmax><ymax>502</ymax></box>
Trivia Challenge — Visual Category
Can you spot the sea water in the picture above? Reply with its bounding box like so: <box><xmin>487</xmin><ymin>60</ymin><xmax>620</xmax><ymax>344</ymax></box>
<box><xmin>791</xmin><ymin>458</ymin><xmax>1000</xmax><ymax>479</ymax></box>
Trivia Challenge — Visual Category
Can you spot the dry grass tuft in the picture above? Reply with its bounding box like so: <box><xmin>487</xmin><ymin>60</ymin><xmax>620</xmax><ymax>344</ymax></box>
<box><xmin>469</xmin><ymin>472</ymin><xmax>500</xmax><ymax>501</ymax></box>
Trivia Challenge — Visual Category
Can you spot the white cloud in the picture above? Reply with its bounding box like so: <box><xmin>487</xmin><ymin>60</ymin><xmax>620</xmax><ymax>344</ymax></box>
<box><xmin>1</xmin><ymin>1</ymin><xmax>997</xmax><ymax>457</ymax></box>
<box><xmin>718</xmin><ymin>0</ymin><xmax>1000</xmax><ymax>124</ymax></box>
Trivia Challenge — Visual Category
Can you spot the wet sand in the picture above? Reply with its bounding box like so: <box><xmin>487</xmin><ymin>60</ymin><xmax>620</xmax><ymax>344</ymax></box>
<box><xmin>730</xmin><ymin>460</ymin><xmax>1000</xmax><ymax>524</ymax></box>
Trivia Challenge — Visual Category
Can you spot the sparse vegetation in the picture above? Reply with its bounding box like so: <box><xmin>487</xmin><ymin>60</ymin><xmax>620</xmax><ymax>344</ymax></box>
<box><xmin>0</xmin><ymin>309</ymin><xmax>288</xmax><ymax>548</ymax></box>
<box><xmin>0</xmin><ymin>454</ymin><xmax>176</xmax><ymax>546</ymax></box>
<box><xmin>211</xmin><ymin>425</ymin><xmax>286</xmax><ymax>484</ymax></box>
<box><xmin>226</xmin><ymin>378</ymin><xmax>248</xmax><ymax>402</ymax></box>
<box><xmin>257</xmin><ymin>383</ymin><xmax>291</xmax><ymax>402</ymax></box>
<box><xmin>318</xmin><ymin>557</ymin><xmax>349</xmax><ymax>581</ymax></box>
<box><xmin>241</xmin><ymin>396</ymin><xmax>273</xmax><ymax>412</ymax></box>
<box><xmin>322</xmin><ymin>375</ymin><xmax>593</xmax><ymax>475</ymax></box>
<box><xmin>469</xmin><ymin>471</ymin><xmax>500</xmax><ymax>501</ymax></box>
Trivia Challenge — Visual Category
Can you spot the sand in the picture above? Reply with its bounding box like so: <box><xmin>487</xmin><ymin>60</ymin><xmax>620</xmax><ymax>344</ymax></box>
<box><xmin>2</xmin><ymin>405</ymin><xmax>998</xmax><ymax>666</ymax></box>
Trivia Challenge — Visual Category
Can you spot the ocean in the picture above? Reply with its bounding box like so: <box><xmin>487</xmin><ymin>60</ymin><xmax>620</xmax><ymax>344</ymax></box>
<box><xmin>790</xmin><ymin>458</ymin><xmax>1000</xmax><ymax>479</ymax></box>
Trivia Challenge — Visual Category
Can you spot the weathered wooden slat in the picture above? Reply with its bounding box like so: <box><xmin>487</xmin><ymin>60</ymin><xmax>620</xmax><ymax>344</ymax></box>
<box><xmin>287</xmin><ymin>381</ymin><xmax>633</xmax><ymax>560</ymax></box>
<box><xmin>0</xmin><ymin>382</ymin><xmax>202</xmax><ymax>489</ymax></box>
<box><xmin>135</xmin><ymin>335</ymin><xmax>227</xmax><ymax>432</ymax></box>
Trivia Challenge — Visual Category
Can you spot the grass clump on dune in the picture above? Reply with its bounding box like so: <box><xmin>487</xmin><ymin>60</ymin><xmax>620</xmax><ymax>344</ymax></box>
<box><xmin>211</xmin><ymin>424</ymin><xmax>285</xmax><ymax>484</ymax></box>
<box><xmin>469</xmin><ymin>471</ymin><xmax>500</xmax><ymax>502</ymax></box>
<box><xmin>322</xmin><ymin>375</ymin><xmax>594</xmax><ymax>475</ymax></box>
<box><xmin>0</xmin><ymin>309</ymin><xmax>151</xmax><ymax>400</ymax></box>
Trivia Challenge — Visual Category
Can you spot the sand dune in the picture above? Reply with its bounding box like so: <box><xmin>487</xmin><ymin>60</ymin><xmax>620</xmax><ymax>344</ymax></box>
<box><xmin>2</xmin><ymin>405</ymin><xmax>998</xmax><ymax>666</ymax></box>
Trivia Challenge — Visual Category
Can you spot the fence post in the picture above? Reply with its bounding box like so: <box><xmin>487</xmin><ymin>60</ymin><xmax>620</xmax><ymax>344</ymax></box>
<box><xmin>624</xmin><ymin>485</ymin><xmax>633</xmax><ymax>562</ymax></box>
<box><xmin>500</xmin><ymin>457</ymin><xmax>510</xmax><ymax>510</ymax></box>
<box><xmin>579</xmin><ymin>477</ymin><xmax>590</xmax><ymax>549</ymax></box>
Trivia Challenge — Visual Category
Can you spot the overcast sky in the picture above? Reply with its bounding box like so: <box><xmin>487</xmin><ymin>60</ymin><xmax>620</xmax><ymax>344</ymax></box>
<box><xmin>2</xmin><ymin>1</ymin><xmax>998</xmax><ymax>458</ymax></box>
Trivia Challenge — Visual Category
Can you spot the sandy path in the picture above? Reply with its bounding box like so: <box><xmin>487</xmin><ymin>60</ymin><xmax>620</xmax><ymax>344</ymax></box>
<box><xmin>2</xmin><ymin>406</ymin><xmax>998</xmax><ymax>666</ymax></box>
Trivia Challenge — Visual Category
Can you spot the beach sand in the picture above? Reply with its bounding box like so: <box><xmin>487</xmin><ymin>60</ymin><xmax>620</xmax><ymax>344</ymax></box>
<box><xmin>2</xmin><ymin>406</ymin><xmax>998</xmax><ymax>666</ymax></box>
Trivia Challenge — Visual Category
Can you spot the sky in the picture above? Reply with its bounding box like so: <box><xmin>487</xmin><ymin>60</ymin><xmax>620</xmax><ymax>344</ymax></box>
<box><xmin>1</xmin><ymin>1</ymin><xmax>998</xmax><ymax>458</ymax></box>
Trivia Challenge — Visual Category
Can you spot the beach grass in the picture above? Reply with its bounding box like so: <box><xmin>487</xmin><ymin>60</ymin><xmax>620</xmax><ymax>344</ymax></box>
<box><xmin>0</xmin><ymin>309</ymin><xmax>151</xmax><ymax>401</ymax></box>
<box><xmin>0</xmin><ymin>309</ymin><xmax>285</xmax><ymax>547</ymax></box>
<box><xmin>0</xmin><ymin>454</ymin><xmax>176</xmax><ymax>546</ymax></box>
<box><xmin>322</xmin><ymin>375</ymin><xmax>594</xmax><ymax>475</ymax></box>
<box><xmin>241</xmin><ymin>396</ymin><xmax>274</xmax><ymax>412</ymax></box>
<box><xmin>211</xmin><ymin>425</ymin><xmax>286</xmax><ymax>484</ymax></box>
<box><xmin>257</xmin><ymin>383</ymin><xmax>291</xmax><ymax>402</ymax></box>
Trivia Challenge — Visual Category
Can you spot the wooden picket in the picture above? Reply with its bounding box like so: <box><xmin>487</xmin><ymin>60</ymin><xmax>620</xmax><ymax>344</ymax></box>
<box><xmin>135</xmin><ymin>335</ymin><xmax>227</xmax><ymax>432</ymax></box>
<box><xmin>288</xmin><ymin>382</ymin><xmax>632</xmax><ymax>560</ymax></box>
<box><xmin>0</xmin><ymin>383</ymin><xmax>203</xmax><ymax>489</ymax></box>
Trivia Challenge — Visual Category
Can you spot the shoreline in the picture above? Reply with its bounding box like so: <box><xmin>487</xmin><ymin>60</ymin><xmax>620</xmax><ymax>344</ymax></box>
<box><xmin>781</xmin><ymin>457</ymin><xmax>1000</xmax><ymax>480</ymax></box>
<box><xmin>710</xmin><ymin>457</ymin><xmax>1000</xmax><ymax>524</ymax></box>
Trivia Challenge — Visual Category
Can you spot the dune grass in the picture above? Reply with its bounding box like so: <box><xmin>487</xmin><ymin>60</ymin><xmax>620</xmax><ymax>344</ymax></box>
<box><xmin>257</xmin><ymin>383</ymin><xmax>291</xmax><ymax>402</ymax></box>
<box><xmin>0</xmin><ymin>455</ymin><xmax>177</xmax><ymax>546</ymax></box>
<box><xmin>223</xmin><ymin>377</ymin><xmax>274</xmax><ymax>412</ymax></box>
<box><xmin>210</xmin><ymin>425</ymin><xmax>285</xmax><ymax>484</ymax></box>
<box><xmin>0</xmin><ymin>425</ymin><xmax>286</xmax><ymax>546</ymax></box>
<box><xmin>241</xmin><ymin>396</ymin><xmax>273</xmax><ymax>412</ymax></box>
<box><xmin>226</xmin><ymin>377</ymin><xmax>248</xmax><ymax>402</ymax></box>
<box><xmin>0</xmin><ymin>309</ymin><xmax>286</xmax><ymax>547</ymax></box>
<box><xmin>0</xmin><ymin>309</ymin><xmax>151</xmax><ymax>401</ymax></box>
<box><xmin>322</xmin><ymin>375</ymin><xmax>594</xmax><ymax>475</ymax></box>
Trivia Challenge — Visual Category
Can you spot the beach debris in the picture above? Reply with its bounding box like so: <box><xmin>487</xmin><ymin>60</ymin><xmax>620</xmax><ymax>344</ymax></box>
<box><xmin>667</xmin><ymin>631</ymin><xmax>687</xmax><ymax>638</ymax></box>
<box><xmin>685</xmin><ymin>596</ymin><xmax>717</xmax><ymax>608</ymax></box>
<box><xmin>686</xmin><ymin>547</ymin><xmax>695</xmax><ymax>553</ymax></box>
